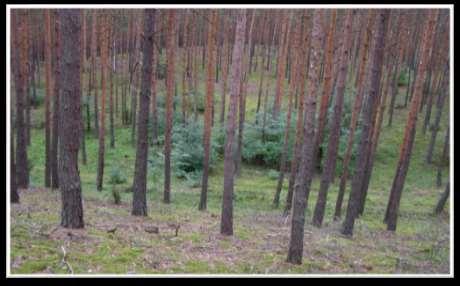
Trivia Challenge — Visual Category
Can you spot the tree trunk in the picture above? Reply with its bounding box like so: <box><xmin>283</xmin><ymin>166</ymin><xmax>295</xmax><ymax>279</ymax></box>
<box><xmin>150</xmin><ymin>16</ymin><xmax>159</xmax><ymax>147</ymax></box>
<box><xmin>312</xmin><ymin>10</ymin><xmax>337</xmax><ymax>166</ymax></box>
<box><xmin>51</xmin><ymin>11</ymin><xmax>61</xmax><ymax>190</ymax></box>
<box><xmin>234</xmin><ymin>10</ymin><xmax>255</xmax><ymax>177</ymax></box>
<box><xmin>434</xmin><ymin>182</ymin><xmax>450</xmax><ymax>215</ymax></box>
<box><xmin>286</xmin><ymin>10</ymin><xmax>323</xmax><ymax>265</ymax></box>
<box><xmin>96</xmin><ymin>13</ymin><xmax>108</xmax><ymax>192</ymax></box>
<box><xmin>426</xmin><ymin>63</ymin><xmax>448</xmax><ymax>164</ymax></box>
<box><xmin>130</xmin><ymin>16</ymin><xmax>142</xmax><ymax>145</ymax></box>
<box><xmin>273</xmin><ymin>15</ymin><xmax>300</xmax><ymax>208</ymax></box>
<box><xmin>59</xmin><ymin>9</ymin><xmax>84</xmax><ymax>229</ymax></box>
<box><xmin>341</xmin><ymin>9</ymin><xmax>389</xmax><ymax>236</ymax></box>
<box><xmin>284</xmin><ymin>11</ymin><xmax>310</xmax><ymax>217</ymax></box>
<box><xmin>164</xmin><ymin>10</ymin><xmax>176</xmax><ymax>204</ymax></box>
<box><xmin>220</xmin><ymin>10</ymin><xmax>246</xmax><ymax>236</ymax></box>
<box><xmin>132</xmin><ymin>9</ymin><xmax>155</xmax><ymax>216</ymax></box>
<box><xmin>334</xmin><ymin>11</ymin><xmax>374</xmax><ymax>220</ymax></box>
<box><xmin>436</xmin><ymin>126</ymin><xmax>449</xmax><ymax>187</ymax></box>
<box><xmin>80</xmin><ymin>10</ymin><xmax>87</xmax><ymax>165</ymax></box>
<box><xmin>384</xmin><ymin>10</ymin><xmax>438</xmax><ymax>232</ymax></box>
<box><xmin>44</xmin><ymin>10</ymin><xmax>53</xmax><ymax>187</ymax></box>
<box><xmin>312</xmin><ymin>10</ymin><xmax>353</xmax><ymax>227</ymax></box>
<box><xmin>91</xmin><ymin>11</ymin><xmax>99</xmax><ymax>137</ymax></box>
<box><xmin>219</xmin><ymin>17</ymin><xmax>230</xmax><ymax>124</ymax></box>
<box><xmin>109</xmin><ymin>22</ymin><xmax>115</xmax><ymax>149</ymax></box>
<box><xmin>199</xmin><ymin>10</ymin><xmax>218</xmax><ymax>211</ymax></box>
<box><xmin>272</xmin><ymin>11</ymin><xmax>290</xmax><ymax>119</ymax></box>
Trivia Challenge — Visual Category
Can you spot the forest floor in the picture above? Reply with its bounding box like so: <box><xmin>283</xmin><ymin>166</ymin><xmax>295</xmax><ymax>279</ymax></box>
<box><xmin>9</xmin><ymin>67</ymin><xmax>451</xmax><ymax>275</ymax></box>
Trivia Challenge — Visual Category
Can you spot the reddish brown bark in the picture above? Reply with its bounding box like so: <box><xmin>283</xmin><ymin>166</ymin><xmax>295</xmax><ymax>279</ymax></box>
<box><xmin>44</xmin><ymin>10</ymin><xmax>53</xmax><ymax>187</ymax></box>
<box><xmin>384</xmin><ymin>10</ymin><xmax>438</xmax><ymax>231</ymax></box>
<box><xmin>164</xmin><ymin>10</ymin><xmax>176</xmax><ymax>204</ymax></box>
<box><xmin>59</xmin><ymin>9</ymin><xmax>84</xmax><ymax>229</ymax></box>
<box><xmin>132</xmin><ymin>9</ymin><xmax>156</xmax><ymax>216</ymax></box>
<box><xmin>221</xmin><ymin>10</ymin><xmax>246</xmax><ymax>236</ymax></box>
<box><xmin>96</xmin><ymin>13</ymin><xmax>108</xmax><ymax>191</ymax></box>
<box><xmin>286</xmin><ymin>10</ymin><xmax>324</xmax><ymax>265</ymax></box>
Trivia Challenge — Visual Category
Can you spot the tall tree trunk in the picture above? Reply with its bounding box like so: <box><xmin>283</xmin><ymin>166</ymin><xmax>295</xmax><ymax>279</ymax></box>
<box><xmin>273</xmin><ymin>15</ymin><xmax>301</xmax><ymax>208</ymax></box>
<box><xmin>130</xmin><ymin>16</ymin><xmax>142</xmax><ymax>145</ymax></box>
<box><xmin>384</xmin><ymin>10</ymin><xmax>438</xmax><ymax>232</ymax></box>
<box><xmin>219</xmin><ymin>17</ymin><xmax>230</xmax><ymax>124</ymax></box>
<box><xmin>59</xmin><ymin>9</ymin><xmax>84</xmax><ymax>229</ymax></box>
<box><xmin>96</xmin><ymin>13</ymin><xmax>108</xmax><ymax>192</ymax></box>
<box><xmin>24</xmin><ymin>12</ymin><xmax>31</xmax><ymax>146</ymax></box>
<box><xmin>284</xmin><ymin>11</ymin><xmax>310</xmax><ymax>216</ymax></box>
<box><xmin>199</xmin><ymin>10</ymin><xmax>218</xmax><ymax>211</ymax></box>
<box><xmin>436</xmin><ymin>126</ymin><xmax>449</xmax><ymax>187</ymax></box>
<box><xmin>286</xmin><ymin>10</ymin><xmax>323</xmax><ymax>265</ymax></box>
<box><xmin>272</xmin><ymin>11</ymin><xmax>290</xmax><ymax>119</ymax></box>
<box><xmin>51</xmin><ymin>11</ymin><xmax>61</xmax><ymax>190</ymax></box>
<box><xmin>80</xmin><ymin>10</ymin><xmax>87</xmax><ymax>165</ymax></box>
<box><xmin>220</xmin><ymin>10</ymin><xmax>246</xmax><ymax>236</ymax></box>
<box><xmin>334</xmin><ymin>11</ymin><xmax>374</xmax><ymax>220</ymax></box>
<box><xmin>234</xmin><ymin>10</ymin><xmax>255</xmax><ymax>177</ymax></box>
<box><xmin>341</xmin><ymin>9</ymin><xmax>389</xmax><ymax>236</ymax></box>
<box><xmin>150</xmin><ymin>16</ymin><xmax>159</xmax><ymax>147</ymax></box>
<box><xmin>312</xmin><ymin>10</ymin><xmax>353</xmax><ymax>227</ymax></box>
<box><xmin>91</xmin><ymin>10</ymin><xmax>99</xmax><ymax>137</ymax></box>
<box><xmin>132</xmin><ymin>9</ymin><xmax>155</xmax><ymax>216</ymax></box>
<box><xmin>312</xmin><ymin>9</ymin><xmax>338</xmax><ymax>174</ymax></box>
<box><xmin>44</xmin><ymin>10</ymin><xmax>53</xmax><ymax>187</ymax></box>
<box><xmin>109</xmin><ymin>22</ymin><xmax>115</xmax><ymax>149</ymax></box>
<box><xmin>426</xmin><ymin>63</ymin><xmax>448</xmax><ymax>164</ymax></box>
<box><xmin>163</xmin><ymin>10</ymin><xmax>176</xmax><ymax>204</ymax></box>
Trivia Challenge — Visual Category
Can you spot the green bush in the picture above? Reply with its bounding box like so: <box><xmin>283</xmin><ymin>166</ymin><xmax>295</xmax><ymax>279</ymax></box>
<box><xmin>111</xmin><ymin>187</ymin><xmax>121</xmax><ymax>205</ymax></box>
<box><xmin>109</xmin><ymin>166</ymin><xmax>127</xmax><ymax>185</ymax></box>
<box><xmin>240</xmin><ymin>107</ymin><xmax>296</xmax><ymax>169</ymax></box>
<box><xmin>398</xmin><ymin>68</ymin><xmax>410</xmax><ymax>86</ymax></box>
<box><xmin>171</xmin><ymin>121</ymin><xmax>218</xmax><ymax>182</ymax></box>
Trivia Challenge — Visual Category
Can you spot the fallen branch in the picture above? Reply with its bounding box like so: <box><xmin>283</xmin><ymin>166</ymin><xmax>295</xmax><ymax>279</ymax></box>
<box><xmin>61</xmin><ymin>245</ymin><xmax>74</xmax><ymax>274</ymax></box>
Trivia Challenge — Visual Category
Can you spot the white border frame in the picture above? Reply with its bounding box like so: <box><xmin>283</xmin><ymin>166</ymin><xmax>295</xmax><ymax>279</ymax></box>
<box><xmin>6</xmin><ymin>4</ymin><xmax>454</xmax><ymax>278</ymax></box>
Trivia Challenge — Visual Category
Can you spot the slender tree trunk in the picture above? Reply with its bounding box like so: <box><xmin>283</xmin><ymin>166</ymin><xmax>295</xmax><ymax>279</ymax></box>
<box><xmin>80</xmin><ymin>10</ymin><xmax>87</xmax><ymax>165</ymax></box>
<box><xmin>219</xmin><ymin>17</ymin><xmax>230</xmax><ymax>124</ymax></box>
<box><xmin>131</xmin><ymin>16</ymin><xmax>142</xmax><ymax>145</ymax></box>
<box><xmin>96</xmin><ymin>13</ymin><xmax>108</xmax><ymax>192</ymax></box>
<box><xmin>436</xmin><ymin>126</ymin><xmax>449</xmax><ymax>187</ymax></box>
<box><xmin>200</xmin><ymin>10</ymin><xmax>218</xmax><ymax>211</ymax></box>
<box><xmin>273</xmin><ymin>16</ymin><xmax>301</xmax><ymax>208</ymax></box>
<box><xmin>426</xmin><ymin>63</ymin><xmax>448</xmax><ymax>164</ymax></box>
<box><xmin>150</xmin><ymin>17</ymin><xmax>159</xmax><ymax>147</ymax></box>
<box><xmin>384</xmin><ymin>10</ymin><xmax>438</xmax><ymax>232</ymax></box>
<box><xmin>109</xmin><ymin>23</ymin><xmax>115</xmax><ymax>149</ymax></box>
<box><xmin>272</xmin><ymin>11</ymin><xmax>290</xmax><ymax>119</ymax></box>
<box><xmin>44</xmin><ymin>10</ymin><xmax>52</xmax><ymax>187</ymax></box>
<box><xmin>91</xmin><ymin>11</ymin><xmax>99</xmax><ymax>137</ymax></box>
<box><xmin>312</xmin><ymin>9</ymin><xmax>338</xmax><ymax>173</ymax></box>
<box><xmin>220</xmin><ymin>10</ymin><xmax>246</xmax><ymax>236</ymax></box>
<box><xmin>334</xmin><ymin>11</ymin><xmax>374</xmax><ymax>220</ymax></box>
<box><xmin>132</xmin><ymin>9</ymin><xmax>155</xmax><ymax>216</ymax></box>
<box><xmin>434</xmin><ymin>182</ymin><xmax>450</xmax><ymax>215</ymax></box>
<box><xmin>234</xmin><ymin>10</ymin><xmax>255</xmax><ymax>177</ymax></box>
<box><xmin>286</xmin><ymin>10</ymin><xmax>324</xmax><ymax>265</ymax></box>
<box><xmin>284</xmin><ymin>11</ymin><xmax>310</xmax><ymax>216</ymax></box>
<box><xmin>312</xmin><ymin>10</ymin><xmax>353</xmax><ymax>227</ymax></box>
<box><xmin>342</xmin><ymin>10</ymin><xmax>389</xmax><ymax>236</ymax></box>
<box><xmin>163</xmin><ymin>10</ymin><xmax>176</xmax><ymax>204</ymax></box>
<box><xmin>59</xmin><ymin>9</ymin><xmax>84</xmax><ymax>229</ymax></box>
<box><xmin>51</xmin><ymin>11</ymin><xmax>61</xmax><ymax>189</ymax></box>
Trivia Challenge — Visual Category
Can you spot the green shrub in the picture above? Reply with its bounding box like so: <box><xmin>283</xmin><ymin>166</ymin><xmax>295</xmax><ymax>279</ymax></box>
<box><xmin>398</xmin><ymin>68</ymin><xmax>410</xmax><ymax>86</ymax></box>
<box><xmin>109</xmin><ymin>166</ymin><xmax>127</xmax><ymax>185</ymax></box>
<box><xmin>240</xmin><ymin>108</ymin><xmax>296</xmax><ymax>168</ymax></box>
<box><xmin>171</xmin><ymin>121</ymin><xmax>218</xmax><ymax>182</ymax></box>
<box><xmin>267</xmin><ymin>169</ymin><xmax>279</xmax><ymax>180</ymax></box>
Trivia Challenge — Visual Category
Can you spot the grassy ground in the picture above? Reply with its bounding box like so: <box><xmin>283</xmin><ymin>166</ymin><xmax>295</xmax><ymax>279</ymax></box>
<box><xmin>10</xmin><ymin>57</ymin><xmax>450</xmax><ymax>274</ymax></box>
